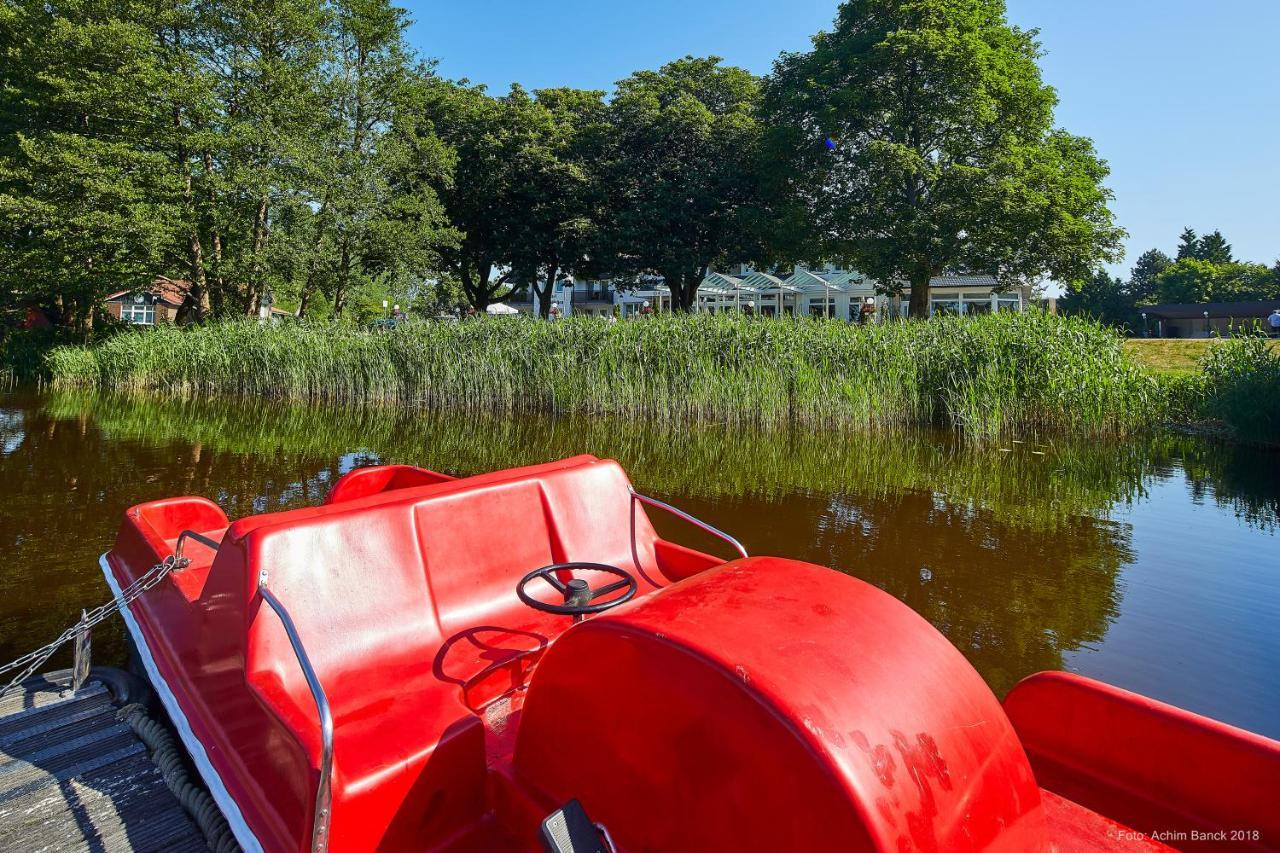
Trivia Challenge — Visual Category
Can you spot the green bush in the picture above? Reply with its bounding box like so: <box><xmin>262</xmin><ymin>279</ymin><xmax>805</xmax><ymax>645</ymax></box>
<box><xmin>1</xmin><ymin>327</ymin><xmax>83</xmax><ymax>384</ymax></box>
<box><xmin>1195</xmin><ymin>336</ymin><xmax>1280</xmax><ymax>444</ymax></box>
<box><xmin>46</xmin><ymin>311</ymin><xmax>1163</xmax><ymax>438</ymax></box>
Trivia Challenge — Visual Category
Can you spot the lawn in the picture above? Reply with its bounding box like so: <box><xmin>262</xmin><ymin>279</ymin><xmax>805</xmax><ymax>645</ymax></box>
<box><xmin>1124</xmin><ymin>338</ymin><xmax>1280</xmax><ymax>375</ymax></box>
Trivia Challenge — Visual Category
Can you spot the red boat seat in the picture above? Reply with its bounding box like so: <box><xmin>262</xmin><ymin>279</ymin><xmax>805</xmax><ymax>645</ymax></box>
<box><xmin>1006</xmin><ymin>671</ymin><xmax>1280</xmax><ymax>849</ymax></box>
<box><xmin>234</xmin><ymin>455</ymin><xmax>676</xmax><ymax>850</ymax></box>
<box><xmin>323</xmin><ymin>464</ymin><xmax>456</xmax><ymax>505</ymax></box>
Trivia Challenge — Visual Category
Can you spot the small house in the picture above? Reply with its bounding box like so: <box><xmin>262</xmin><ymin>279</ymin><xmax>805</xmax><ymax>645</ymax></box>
<box><xmin>105</xmin><ymin>277</ymin><xmax>189</xmax><ymax>325</ymax></box>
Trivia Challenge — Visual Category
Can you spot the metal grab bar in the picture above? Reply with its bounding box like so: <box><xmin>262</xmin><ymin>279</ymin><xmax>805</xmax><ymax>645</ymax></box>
<box><xmin>175</xmin><ymin>529</ymin><xmax>221</xmax><ymax>561</ymax></box>
<box><xmin>629</xmin><ymin>487</ymin><xmax>748</xmax><ymax>560</ymax></box>
<box><xmin>257</xmin><ymin>571</ymin><xmax>333</xmax><ymax>853</ymax></box>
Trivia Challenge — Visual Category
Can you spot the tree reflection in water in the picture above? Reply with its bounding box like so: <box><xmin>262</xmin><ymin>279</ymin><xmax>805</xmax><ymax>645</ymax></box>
<box><xmin>2</xmin><ymin>389</ymin><xmax>1276</xmax><ymax>712</ymax></box>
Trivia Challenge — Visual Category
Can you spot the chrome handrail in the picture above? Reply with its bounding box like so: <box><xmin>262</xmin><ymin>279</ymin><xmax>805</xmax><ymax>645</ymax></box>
<box><xmin>257</xmin><ymin>571</ymin><xmax>333</xmax><ymax>853</ymax></box>
<box><xmin>629</xmin><ymin>487</ymin><xmax>748</xmax><ymax>559</ymax></box>
<box><xmin>174</xmin><ymin>529</ymin><xmax>221</xmax><ymax>561</ymax></box>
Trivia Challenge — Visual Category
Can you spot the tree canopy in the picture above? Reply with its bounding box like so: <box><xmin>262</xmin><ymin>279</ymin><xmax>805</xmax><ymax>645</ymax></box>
<box><xmin>1060</xmin><ymin>226</ymin><xmax>1279</xmax><ymax>333</ymax></box>
<box><xmin>1</xmin><ymin>0</ymin><xmax>455</xmax><ymax>325</ymax></box>
<box><xmin>599</xmin><ymin>57</ymin><xmax>766</xmax><ymax>312</ymax></box>
<box><xmin>762</xmin><ymin>0</ymin><xmax>1124</xmax><ymax>316</ymax></box>
<box><xmin>13</xmin><ymin>0</ymin><xmax>1271</xmax><ymax>331</ymax></box>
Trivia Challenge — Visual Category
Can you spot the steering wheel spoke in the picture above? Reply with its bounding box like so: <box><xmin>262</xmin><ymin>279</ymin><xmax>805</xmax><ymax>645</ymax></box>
<box><xmin>590</xmin><ymin>578</ymin><xmax>631</xmax><ymax>600</ymax></box>
<box><xmin>517</xmin><ymin>562</ymin><xmax>638</xmax><ymax>617</ymax></box>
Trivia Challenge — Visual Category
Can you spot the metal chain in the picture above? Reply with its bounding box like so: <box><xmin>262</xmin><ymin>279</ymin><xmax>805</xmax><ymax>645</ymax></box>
<box><xmin>0</xmin><ymin>555</ymin><xmax>188</xmax><ymax>698</ymax></box>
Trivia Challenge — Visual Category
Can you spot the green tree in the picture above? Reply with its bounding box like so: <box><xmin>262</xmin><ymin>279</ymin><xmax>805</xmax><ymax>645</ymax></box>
<box><xmin>201</xmin><ymin>0</ymin><xmax>330</xmax><ymax>316</ymax></box>
<box><xmin>406</xmin><ymin>80</ymin><xmax>550</xmax><ymax>310</ymax></box>
<box><xmin>1195</xmin><ymin>229</ymin><xmax>1233</xmax><ymax>265</ymax></box>
<box><xmin>763</xmin><ymin>0</ymin><xmax>1124</xmax><ymax>317</ymax></box>
<box><xmin>0</xmin><ymin>0</ymin><xmax>185</xmax><ymax>329</ymax></box>
<box><xmin>308</xmin><ymin>0</ymin><xmax>452</xmax><ymax>318</ymax></box>
<box><xmin>1059</xmin><ymin>269</ymin><xmax>1134</xmax><ymax>332</ymax></box>
<box><xmin>1154</xmin><ymin>258</ymin><xmax>1276</xmax><ymax>304</ymax></box>
<box><xmin>1128</xmin><ymin>248</ymin><xmax>1172</xmax><ymax>304</ymax></box>
<box><xmin>601</xmin><ymin>57</ymin><xmax>765</xmax><ymax>312</ymax></box>
<box><xmin>1176</xmin><ymin>227</ymin><xmax>1200</xmax><ymax>260</ymax></box>
<box><xmin>505</xmin><ymin>87</ymin><xmax>607</xmax><ymax>319</ymax></box>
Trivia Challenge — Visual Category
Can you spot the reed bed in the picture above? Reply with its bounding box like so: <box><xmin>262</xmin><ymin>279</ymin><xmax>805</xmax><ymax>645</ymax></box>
<box><xmin>46</xmin><ymin>311</ymin><xmax>1163</xmax><ymax>437</ymax></box>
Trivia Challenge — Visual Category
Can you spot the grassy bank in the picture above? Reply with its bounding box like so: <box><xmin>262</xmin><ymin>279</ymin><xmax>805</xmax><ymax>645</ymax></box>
<box><xmin>1124</xmin><ymin>338</ymin><xmax>1280</xmax><ymax>376</ymax></box>
<box><xmin>47</xmin><ymin>311</ymin><xmax>1162</xmax><ymax>437</ymax></box>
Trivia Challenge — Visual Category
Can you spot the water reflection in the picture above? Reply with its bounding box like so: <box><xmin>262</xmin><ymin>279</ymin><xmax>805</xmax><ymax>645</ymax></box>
<box><xmin>1</xmin><ymin>390</ymin><xmax>1277</xmax><ymax>737</ymax></box>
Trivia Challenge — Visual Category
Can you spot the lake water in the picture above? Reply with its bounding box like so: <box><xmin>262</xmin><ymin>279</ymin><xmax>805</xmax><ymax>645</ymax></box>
<box><xmin>1</xmin><ymin>389</ymin><xmax>1276</xmax><ymax>738</ymax></box>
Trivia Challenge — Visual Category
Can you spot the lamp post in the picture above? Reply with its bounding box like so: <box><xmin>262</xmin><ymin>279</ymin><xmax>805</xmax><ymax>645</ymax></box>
<box><xmin>382</xmin><ymin>299</ymin><xmax>389</xmax><ymax>319</ymax></box>
<box><xmin>1203</xmin><ymin>309</ymin><xmax>1210</xmax><ymax>338</ymax></box>
<box><xmin>1141</xmin><ymin>312</ymin><xmax>1147</xmax><ymax>338</ymax></box>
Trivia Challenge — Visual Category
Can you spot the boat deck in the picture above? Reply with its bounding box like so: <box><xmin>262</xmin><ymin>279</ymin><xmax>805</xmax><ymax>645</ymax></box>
<box><xmin>0</xmin><ymin>672</ymin><xmax>208</xmax><ymax>852</ymax></box>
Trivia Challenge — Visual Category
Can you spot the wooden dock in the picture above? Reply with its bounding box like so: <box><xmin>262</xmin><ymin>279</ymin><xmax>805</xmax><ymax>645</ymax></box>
<box><xmin>0</xmin><ymin>671</ymin><xmax>211</xmax><ymax>852</ymax></box>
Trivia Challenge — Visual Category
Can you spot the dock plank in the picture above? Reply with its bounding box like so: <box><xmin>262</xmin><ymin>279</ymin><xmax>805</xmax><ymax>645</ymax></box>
<box><xmin>0</xmin><ymin>673</ymin><xmax>209</xmax><ymax>852</ymax></box>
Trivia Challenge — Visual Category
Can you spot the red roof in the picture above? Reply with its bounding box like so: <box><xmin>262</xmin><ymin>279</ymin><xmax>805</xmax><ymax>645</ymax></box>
<box><xmin>106</xmin><ymin>277</ymin><xmax>190</xmax><ymax>307</ymax></box>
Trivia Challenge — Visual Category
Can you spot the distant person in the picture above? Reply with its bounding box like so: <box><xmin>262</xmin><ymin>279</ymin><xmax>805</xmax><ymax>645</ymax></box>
<box><xmin>463</xmin><ymin>305</ymin><xmax>477</xmax><ymax>320</ymax></box>
<box><xmin>640</xmin><ymin>300</ymin><xmax>654</xmax><ymax>316</ymax></box>
<box><xmin>549</xmin><ymin>304</ymin><xmax>561</xmax><ymax>320</ymax></box>
<box><xmin>1269</xmin><ymin>308</ymin><xmax>1280</xmax><ymax>337</ymax></box>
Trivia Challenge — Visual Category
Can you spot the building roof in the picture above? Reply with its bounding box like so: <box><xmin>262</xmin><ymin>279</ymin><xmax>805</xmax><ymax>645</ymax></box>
<box><xmin>1142</xmin><ymin>300</ymin><xmax>1280</xmax><ymax>319</ymax></box>
<box><xmin>784</xmin><ymin>268</ymin><xmax>843</xmax><ymax>291</ymax></box>
<box><xmin>928</xmin><ymin>275</ymin><xmax>1000</xmax><ymax>288</ymax></box>
<box><xmin>700</xmin><ymin>271</ymin><xmax>744</xmax><ymax>293</ymax></box>
<box><xmin>106</xmin><ymin>277</ymin><xmax>190</xmax><ymax>307</ymax></box>
<box><xmin>107</xmin><ymin>277</ymin><xmax>293</xmax><ymax>316</ymax></box>
<box><xmin>737</xmin><ymin>271</ymin><xmax>800</xmax><ymax>292</ymax></box>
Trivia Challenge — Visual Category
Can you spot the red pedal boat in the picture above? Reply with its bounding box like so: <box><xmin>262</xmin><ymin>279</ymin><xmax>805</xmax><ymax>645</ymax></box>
<box><xmin>103</xmin><ymin>456</ymin><xmax>1280</xmax><ymax>852</ymax></box>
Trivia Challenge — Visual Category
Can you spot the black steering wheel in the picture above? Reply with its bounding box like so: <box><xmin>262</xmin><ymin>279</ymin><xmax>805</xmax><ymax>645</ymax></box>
<box><xmin>516</xmin><ymin>562</ymin><xmax>638</xmax><ymax>617</ymax></box>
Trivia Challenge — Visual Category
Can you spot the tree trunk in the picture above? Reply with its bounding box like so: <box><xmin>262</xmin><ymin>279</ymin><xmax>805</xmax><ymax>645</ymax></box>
<box><xmin>332</xmin><ymin>237</ymin><xmax>351</xmax><ymax>319</ymax></box>
<box><xmin>460</xmin><ymin>259</ymin><xmax>497</xmax><ymax>310</ymax></box>
<box><xmin>535</xmin><ymin>260</ymin><xmax>558</xmax><ymax>319</ymax></box>
<box><xmin>201</xmin><ymin>150</ymin><xmax>226</xmax><ymax>316</ymax></box>
<box><xmin>907</xmin><ymin>268</ymin><xmax>931</xmax><ymax>319</ymax></box>
<box><xmin>669</xmin><ymin>272</ymin><xmax>697</xmax><ymax>313</ymax></box>
<box><xmin>298</xmin><ymin>201</ymin><xmax>328</xmax><ymax>319</ymax></box>
<box><xmin>246</xmin><ymin>194</ymin><xmax>269</xmax><ymax>316</ymax></box>
<box><xmin>177</xmin><ymin>140</ymin><xmax>208</xmax><ymax>324</ymax></box>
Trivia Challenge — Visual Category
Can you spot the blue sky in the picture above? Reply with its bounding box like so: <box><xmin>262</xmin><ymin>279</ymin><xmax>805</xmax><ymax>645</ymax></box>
<box><xmin>403</xmin><ymin>1</ymin><xmax>1280</xmax><ymax>281</ymax></box>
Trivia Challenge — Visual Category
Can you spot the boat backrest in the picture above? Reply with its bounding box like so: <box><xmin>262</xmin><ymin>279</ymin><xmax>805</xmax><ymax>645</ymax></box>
<box><xmin>229</xmin><ymin>456</ymin><xmax>662</xmax><ymax>715</ymax></box>
<box><xmin>323</xmin><ymin>464</ymin><xmax>457</xmax><ymax>504</ymax></box>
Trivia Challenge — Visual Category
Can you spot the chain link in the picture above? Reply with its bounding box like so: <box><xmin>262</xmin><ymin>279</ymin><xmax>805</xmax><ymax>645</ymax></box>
<box><xmin>0</xmin><ymin>555</ymin><xmax>189</xmax><ymax>698</ymax></box>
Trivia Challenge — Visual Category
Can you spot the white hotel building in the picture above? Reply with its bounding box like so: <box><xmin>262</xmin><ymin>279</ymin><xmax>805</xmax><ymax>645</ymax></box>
<box><xmin>510</xmin><ymin>265</ymin><xmax>1029</xmax><ymax>319</ymax></box>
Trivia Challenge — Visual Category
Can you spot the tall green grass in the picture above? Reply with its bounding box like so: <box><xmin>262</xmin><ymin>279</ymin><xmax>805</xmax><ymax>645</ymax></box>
<box><xmin>1184</xmin><ymin>336</ymin><xmax>1280</xmax><ymax>445</ymax></box>
<box><xmin>47</xmin><ymin>311</ymin><xmax>1163</xmax><ymax>437</ymax></box>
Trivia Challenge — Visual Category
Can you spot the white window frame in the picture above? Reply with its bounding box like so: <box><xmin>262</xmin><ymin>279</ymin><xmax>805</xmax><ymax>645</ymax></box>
<box><xmin>996</xmin><ymin>293</ymin><xmax>1022</xmax><ymax>312</ymax></box>
<box><xmin>929</xmin><ymin>297</ymin><xmax>961</xmax><ymax>317</ymax></box>
<box><xmin>122</xmin><ymin>303</ymin><xmax>156</xmax><ymax>325</ymax></box>
<box><xmin>808</xmin><ymin>296</ymin><xmax>836</xmax><ymax>318</ymax></box>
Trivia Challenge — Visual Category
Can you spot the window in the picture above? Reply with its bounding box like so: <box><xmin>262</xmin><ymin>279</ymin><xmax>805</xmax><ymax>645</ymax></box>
<box><xmin>962</xmin><ymin>293</ymin><xmax>992</xmax><ymax>315</ymax></box>
<box><xmin>996</xmin><ymin>294</ymin><xmax>1021</xmax><ymax>312</ymax></box>
<box><xmin>930</xmin><ymin>299</ymin><xmax>960</xmax><ymax>316</ymax></box>
<box><xmin>809</xmin><ymin>297</ymin><xmax>836</xmax><ymax>317</ymax></box>
<box><xmin>121</xmin><ymin>303</ymin><xmax>155</xmax><ymax>325</ymax></box>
